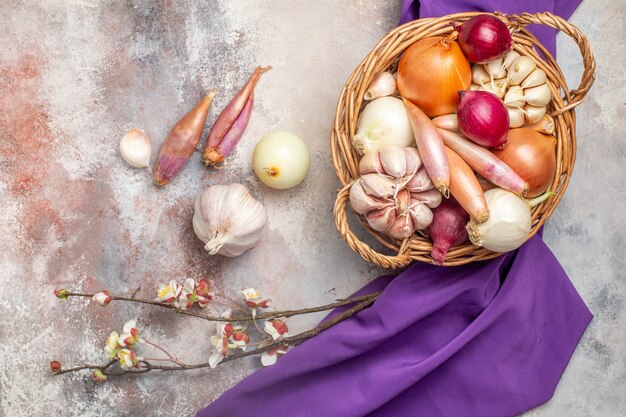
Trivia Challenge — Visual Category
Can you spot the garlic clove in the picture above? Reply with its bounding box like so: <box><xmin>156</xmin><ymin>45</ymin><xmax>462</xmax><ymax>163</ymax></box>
<box><xmin>349</xmin><ymin>180</ymin><xmax>389</xmax><ymax>214</ymax></box>
<box><xmin>507</xmin><ymin>106</ymin><xmax>526</xmax><ymax>128</ymax></box>
<box><xmin>470</xmin><ymin>83</ymin><xmax>481</xmax><ymax>91</ymax></box>
<box><xmin>378</xmin><ymin>145</ymin><xmax>407</xmax><ymax>178</ymax></box>
<box><xmin>358</xmin><ymin>149</ymin><xmax>384</xmax><ymax>175</ymax></box>
<box><xmin>524</xmin><ymin>83</ymin><xmax>552</xmax><ymax>107</ymax></box>
<box><xmin>364</xmin><ymin>71</ymin><xmax>396</xmax><ymax>100</ymax></box>
<box><xmin>405</xmin><ymin>167</ymin><xmax>434</xmax><ymax>193</ymax></box>
<box><xmin>403</xmin><ymin>147</ymin><xmax>423</xmax><ymax>177</ymax></box>
<box><xmin>366</xmin><ymin>206</ymin><xmax>396</xmax><ymax>232</ymax></box>
<box><xmin>394</xmin><ymin>189</ymin><xmax>412</xmax><ymax>217</ymax></box>
<box><xmin>411</xmin><ymin>188</ymin><xmax>442</xmax><ymax>209</ymax></box>
<box><xmin>521</xmin><ymin>68</ymin><xmax>547</xmax><ymax>89</ymax></box>
<box><xmin>408</xmin><ymin>201</ymin><xmax>434</xmax><ymax>230</ymax></box>
<box><xmin>524</xmin><ymin>105</ymin><xmax>547</xmax><ymax>124</ymax></box>
<box><xmin>525</xmin><ymin>114</ymin><xmax>555</xmax><ymax>135</ymax></box>
<box><xmin>472</xmin><ymin>65</ymin><xmax>491</xmax><ymax>85</ymax></box>
<box><xmin>388</xmin><ymin>214</ymin><xmax>414</xmax><ymax>239</ymax></box>
<box><xmin>485</xmin><ymin>58</ymin><xmax>505</xmax><ymax>79</ymax></box>
<box><xmin>502</xmin><ymin>51</ymin><xmax>521</xmax><ymax>72</ymax></box>
<box><xmin>507</xmin><ymin>56</ymin><xmax>537</xmax><ymax>86</ymax></box>
<box><xmin>479</xmin><ymin>78</ymin><xmax>508</xmax><ymax>99</ymax></box>
<box><xmin>360</xmin><ymin>173</ymin><xmax>397</xmax><ymax>198</ymax></box>
<box><xmin>504</xmin><ymin>85</ymin><xmax>526</xmax><ymax>108</ymax></box>
<box><xmin>120</xmin><ymin>128</ymin><xmax>152</xmax><ymax>168</ymax></box>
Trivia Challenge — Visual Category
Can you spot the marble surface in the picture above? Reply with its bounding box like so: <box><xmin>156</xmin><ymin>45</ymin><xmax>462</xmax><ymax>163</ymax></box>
<box><xmin>0</xmin><ymin>1</ymin><xmax>623</xmax><ymax>416</ymax></box>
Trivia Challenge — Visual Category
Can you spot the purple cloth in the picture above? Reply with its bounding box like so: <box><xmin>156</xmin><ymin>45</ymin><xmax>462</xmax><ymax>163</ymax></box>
<box><xmin>197</xmin><ymin>2</ymin><xmax>590</xmax><ymax>416</ymax></box>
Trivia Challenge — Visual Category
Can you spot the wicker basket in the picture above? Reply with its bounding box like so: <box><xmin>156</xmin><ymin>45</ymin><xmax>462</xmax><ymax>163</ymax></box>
<box><xmin>332</xmin><ymin>12</ymin><xmax>595</xmax><ymax>268</ymax></box>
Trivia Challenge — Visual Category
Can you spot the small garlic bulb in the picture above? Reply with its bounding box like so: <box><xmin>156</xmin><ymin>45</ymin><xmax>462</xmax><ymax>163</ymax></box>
<box><xmin>470</xmin><ymin>51</ymin><xmax>552</xmax><ymax>129</ymax></box>
<box><xmin>120</xmin><ymin>128</ymin><xmax>152</xmax><ymax>168</ymax></box>
<box><xmin>193</xmin><ymin>184</ymin><xmax>268</xmax><ymax>257</ymax></box>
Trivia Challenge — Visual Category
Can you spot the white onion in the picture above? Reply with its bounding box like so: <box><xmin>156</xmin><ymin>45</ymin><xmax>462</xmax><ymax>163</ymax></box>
<box><xmin>353</xmin><ymin>97</ymin><xmax>414</xmax><ymax>155</ymax></box>
<box><xmin>253</xmin><ymin>131</ymin><xmax>311</xmax><ymax>189</ymax></box>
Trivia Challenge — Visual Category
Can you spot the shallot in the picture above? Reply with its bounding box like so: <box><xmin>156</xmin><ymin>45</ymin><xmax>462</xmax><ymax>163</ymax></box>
<box><xmin>445</xmin><ymin>146</ymin><xmax>489</xmax><ymax>223</ymax></box>
<box><xmin>427</xmin><ymin>197</ymin><xmax>469</xmax><ymax>264</ymax></box>
<box><xmin>438</xmin><ymin>129</ymin><xmax>528</xmax><ymax>196</ymax></box>
<box><xmin>153</xmin><ymin>92</ymin><xmax>217</xmax><ymax>186</ymax></box>
<box><xmin>203</xmin><ymin>66</ymin><xmax>271</xmax><ymax>166</ymax></box>
<box><xmin>403</xmin><ymin>99</ymin><xmax>450</xmax><ymax>195</ymax></box>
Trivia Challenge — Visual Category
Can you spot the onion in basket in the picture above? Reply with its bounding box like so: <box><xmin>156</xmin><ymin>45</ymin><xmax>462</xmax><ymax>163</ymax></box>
<box><xmin>397</xmin><ymin>36</ymin><xmax>471</xmax><ymax>117</ymax></box>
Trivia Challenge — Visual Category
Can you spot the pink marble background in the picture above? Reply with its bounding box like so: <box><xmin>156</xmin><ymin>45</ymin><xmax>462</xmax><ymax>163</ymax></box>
<box><xmin>1</xmin><ymin>1</ymin><xmax>624</xmax><ymax>416</ymax></box>
<box><xmin>0</xmin><ymin>1</ymin><xmax>397</xmax><ymax>415</ymax></box>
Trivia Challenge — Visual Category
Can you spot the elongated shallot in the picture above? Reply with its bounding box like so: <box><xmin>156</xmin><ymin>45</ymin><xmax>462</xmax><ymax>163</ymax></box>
<box><xmin>438</xmin><ymin>129</ymin><xmax>528</xmax><ymax>196</ymax></box>
<box><xmin>403</xmin><ymin>99</ymin><xmax>450</xmax><ymax>196</ymax></box>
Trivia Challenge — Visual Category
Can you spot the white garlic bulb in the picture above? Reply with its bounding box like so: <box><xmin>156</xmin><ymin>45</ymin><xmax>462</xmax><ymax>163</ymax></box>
<box><xmin>193</xmin><ymin>184</ymin><xmax>268</xmax><ymax>257</ymax></box>
<box><xmin>119</xmin><ymin>128</ymin><xmax>152</xmax><ymax>168</ymax></box>
<box><xmin>470</xmin><ymin>51</ymin><xmax>552</xmax><ymax>129</ymax></box>
<box><xmin>349</xmin><ymin>145</ymin><xmax>441</xmax><ymax>239</ymax></box>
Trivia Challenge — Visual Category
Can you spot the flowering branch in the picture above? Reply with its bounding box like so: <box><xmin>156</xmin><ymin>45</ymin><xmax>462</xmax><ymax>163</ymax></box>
<box><xmin>51</xmin><ymin>296</ymin><xmax>376</xmax><ymax>379</ymax></box>
<box><xmin>51</xmin><ymin>279</ymin><xmax>381</xmax><ymax>382</ymax></box>
<box><xmin>56</xmin><ymin>290</ymin><xmax>380</xmax><ymax>323</ymax></box>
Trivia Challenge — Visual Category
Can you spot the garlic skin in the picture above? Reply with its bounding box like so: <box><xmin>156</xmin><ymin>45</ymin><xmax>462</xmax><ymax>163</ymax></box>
<box><xmin>466</xmin><ymin>188</ymin><xmax>531</xmax><ymax>252</ymax></box>
<box><xmin>364</xmin><ymin>72</ymin><xmax>396</xmax><ymax>100</ymax></box>
<box><xmin>193</xmin><ymin>184</ymin><xmax>268</xmax><ymax>257</ymax></box>
<box><xmin>120</xmin><ymin>128</ymin><xmax>151</xmax><ymax>168</ymax></box>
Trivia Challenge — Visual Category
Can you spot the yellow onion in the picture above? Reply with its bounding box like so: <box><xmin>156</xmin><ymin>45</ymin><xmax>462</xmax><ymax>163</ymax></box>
<box><xmin>492</xmin><ymin>128</ymin><xmax>556</xmax><ymax>198</ymax></box>
<box><xmin>397</xmin><ymin>36</ymin><xmax>471</xmax><ymax>117</ymax></box>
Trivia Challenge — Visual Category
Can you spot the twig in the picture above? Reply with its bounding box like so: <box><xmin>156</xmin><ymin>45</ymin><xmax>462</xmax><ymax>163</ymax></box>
<box><xmin>62</xmin><ymin>291</ymin><xmax>381</xmax><ymax>323</ymax></box>
<box><xmin>53</xmin><ymin>296</ymin><xmax>378</xmax><ymax>378</ymax></box>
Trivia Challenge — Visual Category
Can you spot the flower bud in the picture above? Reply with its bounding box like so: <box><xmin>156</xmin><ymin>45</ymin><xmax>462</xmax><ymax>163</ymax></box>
<box><xmin>50</xmin><ymin>360</ymin><xmax>62</xmax><ymax>373</ymax></box>
<box><xmin>54</xmin><ymin>289</ymin><xmax>69</xmax><ymax>299</ymax></box>
<box><xmin>91</xmin><ymin>370</ymin><xmax>108</xmax><ymax>383</ymax></box>
<box><xmin>92</xmin><ymin>290</ymin><xmax>112</xmax><ymax>306</ymax></box>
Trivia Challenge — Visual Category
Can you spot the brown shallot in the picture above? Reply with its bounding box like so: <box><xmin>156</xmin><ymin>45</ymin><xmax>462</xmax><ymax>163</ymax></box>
<box><xmin>445</xmin><ymin>147</ymin><xmax>489</xmax><ymax>223</ymax></box>
<box><xmin>438</xmin><ymin>129</ymin><xmax>528</xmax><ymax>196</ymax></box>
<box><xmin>403</xmin><ymin>99</ymin><xmax>450</xmax><ymax>196</ymax></box>
<box><xmin>153</xmin><ymin>92</ymin><xmax>217</xmax><ymax>186</ymax></box>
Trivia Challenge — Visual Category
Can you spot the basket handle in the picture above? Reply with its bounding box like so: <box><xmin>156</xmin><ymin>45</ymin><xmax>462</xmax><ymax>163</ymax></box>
<box><xmin>505</xmin><ymin>12</ymin><xmax>596</xmax><ymax>114</ymax></box>
<box><xmin>334</xmin><ymin>183</ymin><xmax>412</xmax><ymax>269</ymax></box>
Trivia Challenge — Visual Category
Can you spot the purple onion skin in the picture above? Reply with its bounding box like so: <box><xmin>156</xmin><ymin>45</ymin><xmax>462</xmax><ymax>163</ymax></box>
<box><xmin>457</xmin><ymin>90</ymin><xmax>509</xmax><ymax>148</ymax></box>
<box><xmin>427</xmin><ymin>197</ymin><xmax>470</xmax><ymax>265</ymax></box>
<box><xmin>455</xmin><ymin>15</ymin><xmax>513</xmax><ymax>64</ymax></box>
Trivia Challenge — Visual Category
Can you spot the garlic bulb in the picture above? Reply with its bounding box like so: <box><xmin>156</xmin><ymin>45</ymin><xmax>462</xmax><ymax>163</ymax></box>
<box><xmin>466</xmin><ymin>188</ymin><xmax>553</xmax><ymax>252</ymax></box>
<box><xmin>470</xmin><ymin>51</ymin><xmax>552</xmax><ymax>129</ymax></box>
<box><xmin>120</xmin><ymin>128</ymin><xmax>151</xmax><ymax>168</ymax></box>
<box><xmin>349</xmin><ymin>145</ymin><xmax>441</xmax><ymax>239</ymax></box>
<box><xmin>364</xmin><ymin>72</ymin><xmax>396</xmax><ymax>100</ymax></box>
<box><xmin>193</xmin><ymin>184</ymin><xmax>268</xmax><ymax>257</ymax></box>
<box><xmin>353</xmin><ymin>97</ymin><xmax>414</xmax><ymax>155</ymax></box>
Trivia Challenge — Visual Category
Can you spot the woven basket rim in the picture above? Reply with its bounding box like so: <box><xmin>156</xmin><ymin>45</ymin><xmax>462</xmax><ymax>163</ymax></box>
<box><xmin>331</xmin><ymin>11</ymin><xmax>596</xmax><ymax>269</ymax></box>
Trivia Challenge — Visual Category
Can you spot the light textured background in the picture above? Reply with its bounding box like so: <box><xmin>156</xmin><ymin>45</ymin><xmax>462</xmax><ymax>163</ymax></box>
<box><xmin>0</xmin><ymin>1</ymin><xmax>623</xmax><ymax>416</ymax></box>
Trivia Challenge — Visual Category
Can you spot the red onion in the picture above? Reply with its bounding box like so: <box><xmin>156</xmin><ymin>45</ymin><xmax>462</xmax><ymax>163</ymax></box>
<box><xmin>427</xmin><ymin>197</ymin><xmax>470</xmax><ymax>265</ymax></box>
<box><xmin>454</xmin><ymin>15</ymin><xmax>513</xmax><ymax>64</ymax></box>
<box><xmin>457</xmin><ymin>90</ymin><xmax>509</xmax><ymax>148</ymax></box>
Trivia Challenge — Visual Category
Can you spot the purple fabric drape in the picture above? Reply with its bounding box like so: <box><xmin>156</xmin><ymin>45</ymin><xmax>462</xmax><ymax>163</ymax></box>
<box><xmin>197</xmin><ymin>1</ymin><xmax>590</xmax><ymax>416</ymax></box>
